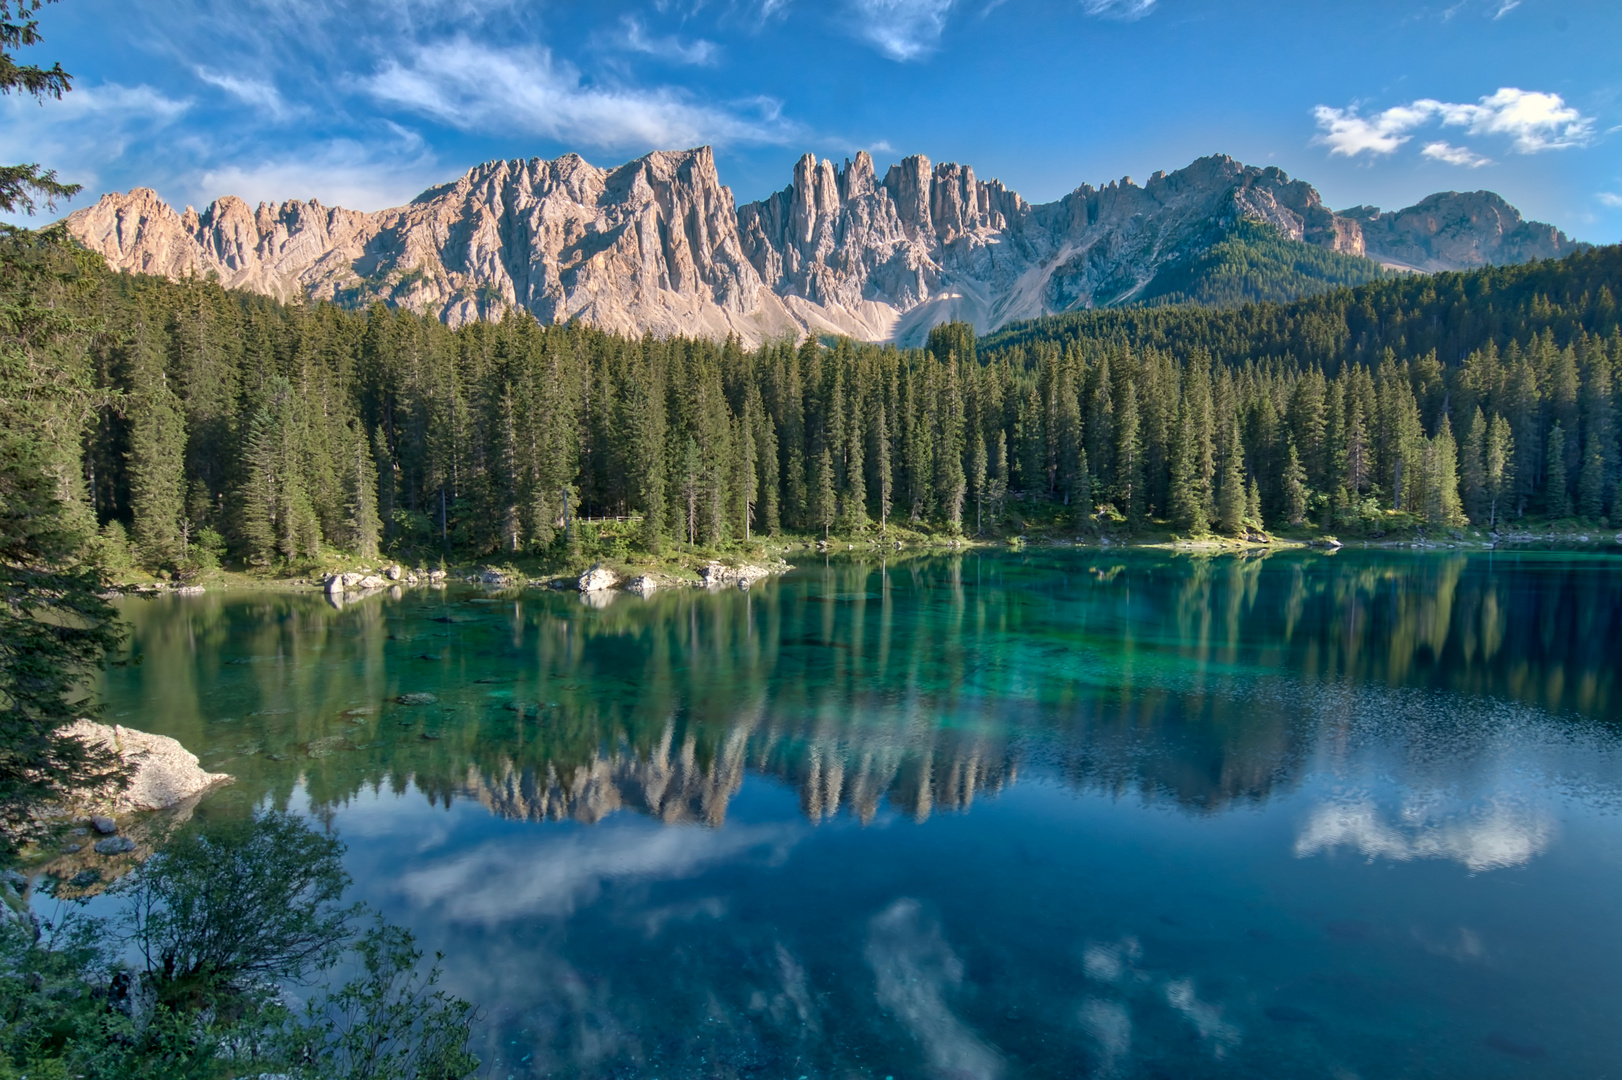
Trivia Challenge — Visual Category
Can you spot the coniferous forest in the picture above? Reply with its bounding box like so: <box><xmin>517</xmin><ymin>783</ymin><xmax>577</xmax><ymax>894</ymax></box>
<box><xmin>9</xmin><ymin>227</ymin><xmax>1622</xmax><ymax>575</ymax></box>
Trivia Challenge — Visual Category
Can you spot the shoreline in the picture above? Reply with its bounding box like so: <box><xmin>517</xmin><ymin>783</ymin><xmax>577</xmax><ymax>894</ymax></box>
<box><xmin>105</xmin><ymin>526</ymin><xmax>1622</xmax><ymax>599</ymax></box>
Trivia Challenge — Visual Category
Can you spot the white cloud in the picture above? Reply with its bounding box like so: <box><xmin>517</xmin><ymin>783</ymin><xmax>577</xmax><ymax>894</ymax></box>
<box><xmin>1433</xmin><ymin>87</ymin><xmax>1594</xmax><ymax>152</ymax></box>
<box><xmin>1421</xmin><ymin>140</ymin><xmax>1491</xmax><ymax>168</ymax></box>
<box><xmin>849</xmin><ymin>0</ymin><xmax>956</xmax><ymax>62</ymax></box>
<box><xmin>1080</xmin><ymin>0</ymin><xmax>1157</xmax><ymax>18</ymax></box>
<box><xmin>1312</xmin><ymin>102</ymin><xmax>1435</xmax><ymax>157</ymax></box>
<box><xmin>1597</xmin><ymin>192</ymin><xmax>1622</xmax><ymax>208</ymax></box>
<box><xmin>0</xmin><ymin>83</ymin><xmax>191</xmax><ymax>221</ymax></box>
<box><xmin>1493</xmin><ymin>0</ymin><xmax>1520</xmax><ymax>17</ymax></box>
<box><xmin>616</xmin><ymin>16</ymin><xmax>720</xmax><ymax>66</ymax></box>
<box><xmin>363</xmin><ymin>37</ymin><xmax>804</xmax><ymax>149</ymax></box>
<box><xmin>394</xmin><ymin>821</ymin><xmax>798</xmax><ymax>924</ymax></box>
<box><xmin>1293</xmin><ymin>794</ymin><xmax>1554</xmax><ymax>872</ymax></box>
<box><xmin>195</xmin><ymin>67</ymin><xmax>293</xmax><ymax>120</ymax></box>
<box><xmin>193</xmin><ymin>127</ymin><xmax>442</xmax><ymax>211</ymax></box>
<box><xmin>1314</xmin><ymin>87</ymin><xmax>1594</xmax><ymax>160</ymax></box>
<box><xmin>865</xmin><ymin>899</ymin><xmax>1004</xmax><ymax>1080</ymax></box>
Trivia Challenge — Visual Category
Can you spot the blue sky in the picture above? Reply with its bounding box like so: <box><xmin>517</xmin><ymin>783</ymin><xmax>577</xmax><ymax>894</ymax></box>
<box><xmin>5</xmin><ymin>0</ymin><xmax>1620</xmax><ymax>240</ymax></box>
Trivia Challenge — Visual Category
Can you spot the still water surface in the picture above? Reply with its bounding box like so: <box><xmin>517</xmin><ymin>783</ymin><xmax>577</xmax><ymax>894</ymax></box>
<box><xmin>95</xmin><ymin>549</ymin><xmax>1622</xmax><ymax>1079</ymax></box>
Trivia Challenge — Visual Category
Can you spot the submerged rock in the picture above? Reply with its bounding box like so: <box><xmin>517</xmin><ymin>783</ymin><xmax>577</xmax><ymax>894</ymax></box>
<box><xmin>93</xmin><ymin>836</ymin><xmax>136</xmax><ymax>855</ymax></box>
<box><xmin>395</xmin><ymin>692</ymin><xmax>439</xmax><ymax>706</ymax></box>
<box><xmin>90</xmin><ymin>815</ymin><xmax>117</xmax><ymax>835</ymax></box>
<box><xmin>64</xmin><ymin>720</ymin><xmax>233</xmax><ymax>813</ymax></box>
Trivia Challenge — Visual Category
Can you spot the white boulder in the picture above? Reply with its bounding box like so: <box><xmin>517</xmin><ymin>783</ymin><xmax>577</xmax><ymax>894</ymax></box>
<box><xmin>64</xmin><ymin>721</ymin><xmax>232</xmax><ymax>813</ymax></box>
<box><xmin>578</xmin><ymin>564</ymin><xmax>619</xmax><ymax>592</ymax></box>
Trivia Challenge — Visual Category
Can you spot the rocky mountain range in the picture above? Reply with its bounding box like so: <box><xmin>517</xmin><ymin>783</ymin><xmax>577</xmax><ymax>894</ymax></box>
<box><xmin>63</xmin><ymin>147</ymin><xmax>1582</xmax><ymax>346</ymax></box>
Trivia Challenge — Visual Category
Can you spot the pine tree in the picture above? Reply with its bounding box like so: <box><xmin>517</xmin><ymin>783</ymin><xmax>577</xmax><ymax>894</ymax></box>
<box><xmin>1425</xmin><ymin>415</ymin><xmax>1465</xmax><ymax>528</ymax></box>
<box><xmin>970</xmin><ymin>431</ymin><xmax>987</xmax><ymax>535</ymax></box>
<box><xmin>1484</xmin><ymin>414</ymin><xmax>1514</xmax><ymax>529</ymax></box>
<box><xmin>127</xmin><ymin>362</ymin><xmax>187</xmax><ymax>568</ymax></box>
<box><xmin>1282</xmin><ymin>439</ymin><xmax>1309</xmax><ymax>525</ymax></box>
<box><xmin>679</xmin><ymin>435</ymin><xmax>701</xmax><ymax>546</ymax></box>
<box><xmin>842</xmin><ymin>387</ymin><xmax>867</xmax><ymax>531</ymax></box>
<box><xmin>1459</xmin><ymin>407</ymin><xmax>1488</xmax><ymax>524</ymax></box>
<box><xmin>1113</xmin><ymin>370</ymin><xmax>1142</xmax><ymax>527</ymax></box>
<box><xmin>989</xmin><ymin>430</ymin><xmax>1009</xmax><ymax>525</ymax></box>
<box><xmin>815</xmin><ymin>443</ymin><xmax>835</xmax><ymax>540</ymax></box>
<box><xmin>738</xmin><ymin>403</ymin><xmax>758</xmax><ymax>541</ymax></box>
<box><xmin>1168</xmin><ymin>394</ymin><xmax>1206</xmax><ymax>533</ymax></box>
<box><xmin>1577</xmin><ymin>433</ymin><xmax>1607</xmax><ymax>521</ymax></box>
<box><xmin>347</xmin><ymin>421</ymin><xmax>381</xmax><ymax>559</ymax></box>
<box><xmin>1217</xmin><ymin>421</ymin><xmax>1246</xmax><ymax>536</ymax></box>
<box><xmin>874</xmin><ymin>396</ymin><xmax>893</xmax><ymax>533</ymax></box>
<box><xmin>1545</xmin><ymin>421</ymin><xmax>1571</xmax><ymax>518</ymax></box>
<box><xmin>1245</xmin><ymin>476</ymin><xmax>1263</xmax><ymax>530</ymax></box>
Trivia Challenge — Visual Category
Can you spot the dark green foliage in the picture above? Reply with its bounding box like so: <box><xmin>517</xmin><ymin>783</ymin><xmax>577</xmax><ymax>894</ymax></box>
<box><xmin>0</xmin><ymin>1</ymin><xmax>81</xmax><ymax>216</ymax></box>
<box><xmin>118</xmin><ymin>812</ymin><xmax>358</xmax><ymax>1006</ymax></box>
<box><xmin>1134</xmin><ymin>219</ymin><xmax>1388</xmax><ymax>308</ymax></box>
<box><xmin>284</xmin><ymin>920</ymin><xmax>479</xmax><ymax>1080</ymax></box>
<box><xmin>8</xmin><ymin>227</ymin><xmax>1622</xmax><ymax>569</ymax></box>
<box><xmin>0</xmin><ymin>227</ymin><xmax>123</xmax><ymax>843</ymax></box>
<box><xmin>0</xmin><ymin>813</ymin><xmax>478</xmax><ymax>1079</ymax></box>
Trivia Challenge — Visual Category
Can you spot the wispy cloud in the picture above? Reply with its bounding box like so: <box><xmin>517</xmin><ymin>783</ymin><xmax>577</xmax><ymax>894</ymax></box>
<box><xmin>1421</xmin><ymin>140</ymin><xmax>1491</xmax><ymax>168</ymax></box>
<box><xmin>0</xmin><ymin>83</ymin><xmax>191</xmax><ymax>221</ymax></box>
<box><xmin>615</xmin><ymin>16</ymin><xmax>720</xmax><ymax>66</ymax></box>
<box><xmin>1598</xmin><ymin>192</ymin><xmax>1622</xmax><ymax>209</ymax></box>
<box><xmin>195</xmin><ymin>67</ymin><xmax>294</xmax><ymax>120</ymax></box>
<box><xmin>1080</xmin><ymin>0</ymin><xmax>1157</xmax><ymax>18</ymax></box>
<box><xmin>1493</xmin><ymin>0</ymin><xmax>1520</xmax><ymax>17</ymax></box>
<box><xmin>866</xmin><ymin>899</ymin><xmax>1004</xmax><ymax>1080</ymax></box>
<box><xmin>395</xmin><ymin>822</ymin><xmax>799</xmax><ymax>924</ymax></box>
<box><xmin>848</xmin><ymin>0</ymin><xmax>956</xmax><ymax>62</ymax></box>
<box><xmin>363</xmin><ymin>37</ymin><xmax>804</xmax><ymax>149</ymax></box>
<box><xmin>1314</xmin><ymin>87</ymin><xmax>1595</xmax><ymax>160</ymax></box>
<box><xmin>194</xmin><ymin>125</ymin><xmax>441</xmax><ymax>210</ymax></box>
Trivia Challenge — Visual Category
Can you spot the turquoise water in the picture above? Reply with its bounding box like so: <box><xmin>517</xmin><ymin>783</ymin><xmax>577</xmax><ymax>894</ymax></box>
<box><xmin>91</xmin><ymin>549</ymin><xmax>1622</xmax><ymax>1078</ymax></box>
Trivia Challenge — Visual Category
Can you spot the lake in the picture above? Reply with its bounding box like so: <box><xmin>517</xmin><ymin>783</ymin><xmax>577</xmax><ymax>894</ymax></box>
<box><xmin>89</xmin><ymin>548</ymin><xmax>1622</xmax><ymax>1079</ymax></box>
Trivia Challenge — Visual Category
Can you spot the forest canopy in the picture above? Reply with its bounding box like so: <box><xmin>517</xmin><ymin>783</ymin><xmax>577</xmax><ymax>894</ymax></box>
<box><xmin>7</xmin><ymin>230</ymin><xmax>1621</xmax><ymax>575</ymax></box>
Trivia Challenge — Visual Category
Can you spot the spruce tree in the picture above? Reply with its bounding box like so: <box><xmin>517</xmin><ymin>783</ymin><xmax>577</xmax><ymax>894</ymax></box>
<box><xmin>127</xmin><ymin>361</ymin><xmax>187</xmax><ymax>568</ymax></box>
<box><xmin>1217</xmin><ymin>422</ymin><xmax>1246</xmax><ymax>536</ymax></box>
<box><xmin>843</xmin><ymin>388</ymin><xmax>867</xmax><ymax>531</ymax></box>
<box><xmin>815</xmin><ymin>443</ymin><xmax>835</xmax><ymax>540</ymax></box>
<box><xmin>347</xmin><ymin>421</ymin><xmax>381</xmax><ymax>559</ymax></box>
<box><xmin>1282</xmin><ymin>440</ymin><xmax>1309</xmax><ymax>526</ymax></box>
<box><xmin>1545</xmin><ymin>421</ymin><xmax>1571</xmax><ymax>518</ymax></box>
<box><xmin>1168</xmin><ymin>395</ymin><xmax>1206</xmax><ymax>533</ymax></box>
<box><xmin>1577</xmin><ymin>433</ymin><xmax>1607</xmax><ymax>521</ymax></box>
<box><xmin>1425</xmin><ymin>415</ymin><xmax>1465</xmax><ymax>528</ymax></box>
<box><xmin>1484</xmin><ymin>415</ymin><xmax>1514</xmax><ymax>529</ymax></box>
<box><xmin>989</xmin><ymin>430</ymin><xmax>1008</xmax><ymax>524</ymax></box>
<box><xmin>970</xmin><ymin>431</ymin><xmax>987</xmax><ymax>535</ymax></box>
<box><xmin>1459</xmin><ymin>407</ymin><xmax>1488</xmax><ymax>524</ymax></box>
<box><xmin>874</xmin><ymin>397</ymin><xmax>892</xmax><ymax>533</ymax></box>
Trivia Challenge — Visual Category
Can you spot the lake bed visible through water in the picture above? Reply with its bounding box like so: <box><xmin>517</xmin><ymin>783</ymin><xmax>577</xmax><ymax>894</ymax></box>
<box><xmin>72</xmin><ymin>550</ymin><xmax>1622</xmax><ymax>1078</ymax></box>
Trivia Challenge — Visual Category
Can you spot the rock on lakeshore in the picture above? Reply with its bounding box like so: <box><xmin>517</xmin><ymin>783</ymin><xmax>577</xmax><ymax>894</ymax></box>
<box><xmin>700</xmin><ymin>562</ymin><xmax>775</xmax><ymax>590</ymax></box>
<box><xmin>579</xmin><ymin>564</ymin><xmax>620</xmax><ymax>592</ymax></box>
<box><xmin>64</xmin><ymin>721</ymin><xmax>232</xmax><ymax>813</ymax></box>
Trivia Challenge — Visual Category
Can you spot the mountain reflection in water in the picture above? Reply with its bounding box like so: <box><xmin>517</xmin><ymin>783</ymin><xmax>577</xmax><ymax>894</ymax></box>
<box><xmin>94</xmin><ymin>548</ymin><xmax>1622</xmax><ymax>1079</ymax></box>
<box><xmin>105</xmin><ymin>548</ymin><xmax>1621</xmax><ymax>828</ymax></box>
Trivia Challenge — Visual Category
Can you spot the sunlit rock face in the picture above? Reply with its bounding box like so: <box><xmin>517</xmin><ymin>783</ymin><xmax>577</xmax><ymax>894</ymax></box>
<box><xmin>1338</xmin><ymin>191</ymin><xmax>1580</xmax><ymax>273</ymax></box>
<box><xmin>65</xmin><ymin>149</ymin><xmax>1576</xmax><ymax>346</ymax></box>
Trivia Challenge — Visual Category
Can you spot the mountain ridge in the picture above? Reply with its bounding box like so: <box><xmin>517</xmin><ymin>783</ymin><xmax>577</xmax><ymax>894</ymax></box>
<box><xmin>63</xmin><ymin>147</ymin><xmax>1582</xmax><ymax>346</ymax></box>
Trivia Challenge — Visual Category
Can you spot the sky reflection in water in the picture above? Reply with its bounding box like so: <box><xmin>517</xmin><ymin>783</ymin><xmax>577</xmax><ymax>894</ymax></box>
<box><xmin>97</xmin><ymin>549</ymin><xmax>1622</xmax><ymax>1078</ymax></box>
